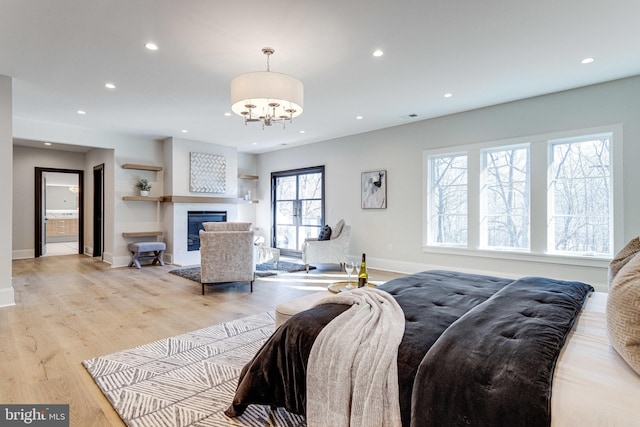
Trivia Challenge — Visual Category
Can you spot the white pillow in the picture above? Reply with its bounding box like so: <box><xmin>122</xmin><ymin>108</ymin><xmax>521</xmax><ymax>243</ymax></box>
<box><xmin>331</xmin><ymin>219</ymin><xmax>345</xmax><ymax>239</ymax></box>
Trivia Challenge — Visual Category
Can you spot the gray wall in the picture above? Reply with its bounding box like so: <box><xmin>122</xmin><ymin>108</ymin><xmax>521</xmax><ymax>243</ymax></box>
<box><xmin>254</xmin><ymin>76</ymin><xmax>640</xmax><ymax>291</ymax></box>
<box><xmin>0</xmin><ymin>75</ymin><xmax>12</xmax><ymax>307</ymax></box>
<box><xmin>12</xmin><ymin>146</ymin><xmax>86</xmax><ymax>259</ymax></box>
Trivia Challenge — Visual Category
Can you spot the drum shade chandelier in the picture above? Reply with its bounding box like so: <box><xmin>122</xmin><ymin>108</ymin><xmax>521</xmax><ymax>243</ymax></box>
<box><xmin>230</xmin><ymin>47</ymin><xmax>304</xmax><ymax>128</ymax></box>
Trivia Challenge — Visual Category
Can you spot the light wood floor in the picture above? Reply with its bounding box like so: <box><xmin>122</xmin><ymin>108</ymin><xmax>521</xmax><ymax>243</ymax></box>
<box><xmin>1</xmin><ymin>255</ymin><xmax>403</xmax><ymax>426</ymax></box>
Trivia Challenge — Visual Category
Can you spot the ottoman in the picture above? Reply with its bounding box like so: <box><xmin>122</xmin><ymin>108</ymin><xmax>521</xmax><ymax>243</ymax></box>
<box><xmin>275</xmin><ymin>291</ymin><xmax>331</xmax><ymax>328</ymax></box>
<box><xmin>128</xmin><ymin>241</ymin><xmax>166</xmax><ymax>269</ymax></box>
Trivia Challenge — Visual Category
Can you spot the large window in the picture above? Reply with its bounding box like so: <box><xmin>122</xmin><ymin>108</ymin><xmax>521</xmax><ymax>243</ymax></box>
<box><xmin>428</xmin><ymin>154</ymin><xmax>467</xmax><ymax>246</ymax></box>
<box><xmin>424</xmin><ymin>127</ymin><xmax>619</xmax><ymax>260</ymax></box>
<box><xmin>548</xmin><ymin>135</ymin><xmax>611</xmax><ymax>256</ymax></box>
<box><xmin>271</xmin><ymin>166</ymin><xmax>325</xmax><ymax>256</ymax></box>
<box><xmin>481</xmin><ymin>145</ymin><xmax>530</xmax><ymax>250</ymax></box>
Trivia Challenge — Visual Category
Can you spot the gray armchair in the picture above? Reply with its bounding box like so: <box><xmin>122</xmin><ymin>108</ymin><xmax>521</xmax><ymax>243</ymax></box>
<box><xmin>302</xmin><ymin>221</ymin><xmax>351</xmax><ymax>272</ymax></box>
<box><xmin>199</xmin><ymin>222</ymin><xmax>255</xmax><ymax>294</ymax></box>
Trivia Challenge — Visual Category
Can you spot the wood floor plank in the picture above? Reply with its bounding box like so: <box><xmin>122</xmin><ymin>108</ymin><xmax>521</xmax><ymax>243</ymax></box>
<box><xmin>2</xmin><ymin>255</ymin><xmax>404</xmax><ymax>425</ymax></box>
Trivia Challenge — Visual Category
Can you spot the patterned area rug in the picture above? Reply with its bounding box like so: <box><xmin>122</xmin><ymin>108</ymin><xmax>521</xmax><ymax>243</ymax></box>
<box><xmin>169</xmin><ymin>261</ymin><xmax>314</xmax><ymax>282</ymax></box>
<box><xmin>83</xmin><ymin>312</ymin><xmax>306</xmax><ymax>427</ymax></box>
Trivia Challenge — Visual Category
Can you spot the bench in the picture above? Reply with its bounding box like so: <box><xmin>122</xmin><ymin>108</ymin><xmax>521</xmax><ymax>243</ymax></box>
<box><xmin>127</xmin><ymin>241</ymin><xmax>166</xmax><ymax>269</ymax></box>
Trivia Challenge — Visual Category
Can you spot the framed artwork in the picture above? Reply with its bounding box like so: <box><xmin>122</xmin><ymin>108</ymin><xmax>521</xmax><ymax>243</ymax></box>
<box><xmin>361</xmin><ymin>170</ymin><xmax>387</xmax><ymax>209</ymax></box>
<box><xmin>189</xmin><ymin>152</ymin><xmax>227</xmax><ymax>193</ymax></box>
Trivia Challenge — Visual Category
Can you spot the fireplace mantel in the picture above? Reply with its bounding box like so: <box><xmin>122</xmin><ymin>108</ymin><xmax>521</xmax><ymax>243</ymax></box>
<box><xmin>161</xmin><ymin>195</ymin><xmax>247</xmax><ymax>204</ymax></box>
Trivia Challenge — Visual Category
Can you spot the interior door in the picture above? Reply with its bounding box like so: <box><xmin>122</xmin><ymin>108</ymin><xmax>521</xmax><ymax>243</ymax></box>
<box><xmin>35</xmin><ymin>167</ymin><xmax>84</xmax><ymax>258</ymax></box>
<box><xmin>93</xmin><ymin>164</ymin><xmax>104</xmax><ymax>258</ymax></box>
<box><xmin>272</xmin><ymin>166</ymin><xmax>325</xmax><ymax>256</ymax></box>
<box><xmin>40</xmin><ymin>175</ymin><xmax>47</xmax><ymax>256</ymax></box>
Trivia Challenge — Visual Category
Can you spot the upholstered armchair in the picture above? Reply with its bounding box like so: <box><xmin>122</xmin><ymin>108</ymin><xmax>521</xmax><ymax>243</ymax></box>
<box><xmin>199</xmin><ymin>222</ymin><xmax>255</xmax><ymax>294</ymax></box>
<box><xmin>302</xmin><ymin>220</ymin><xmax>351</xmax><ymax>272</ymax></box>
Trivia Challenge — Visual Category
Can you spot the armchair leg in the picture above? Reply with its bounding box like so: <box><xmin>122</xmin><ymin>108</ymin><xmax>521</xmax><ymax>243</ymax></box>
<box><xmin>202</xmin><ymin>283</ymin><xmax>205</xmax><ymax>295</ymax></box>
<box><xmin>306</xmin><ymin>264</ymin><xmax>310</xmax><ymax>273</ymax></box>
<box><xmin>250</xmin><ymin>279</ymin><xmax>254</xmax><ymax>293</ymax></box>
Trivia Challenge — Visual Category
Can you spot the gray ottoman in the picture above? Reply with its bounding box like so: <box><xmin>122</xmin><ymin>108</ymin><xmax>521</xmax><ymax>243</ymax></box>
<box><xmin>128</xmin><ymin>241</ymin><xmax>166</xmax><ymax>269</ymax></box>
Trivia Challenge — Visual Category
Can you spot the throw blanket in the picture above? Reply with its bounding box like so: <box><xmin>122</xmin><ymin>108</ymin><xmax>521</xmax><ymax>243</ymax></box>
<box><xmin>306</xmin><ymin>288</ymin><xmax>405</xmax><ymax>427</ymax></box>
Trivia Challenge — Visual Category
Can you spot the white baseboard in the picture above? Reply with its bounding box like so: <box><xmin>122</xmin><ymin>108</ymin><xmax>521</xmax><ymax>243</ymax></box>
<box><xmin>0</xmin><ymin>286</ymin><xmax>15</xmax><ymax>307</ymax></box>
<box><xmin>12</xmin><ymin>249</ymin><xmax>34</xmax><ymax>260</ymax></box>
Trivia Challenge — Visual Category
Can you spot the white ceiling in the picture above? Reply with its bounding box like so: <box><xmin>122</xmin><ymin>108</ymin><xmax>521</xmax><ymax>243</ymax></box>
<box><xmin>2</xmin><ymin>0</ymin><xmax>640</xmax><ymax>154</ymax></box>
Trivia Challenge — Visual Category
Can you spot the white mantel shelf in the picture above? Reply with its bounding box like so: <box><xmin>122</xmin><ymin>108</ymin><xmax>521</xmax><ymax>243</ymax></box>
<box><xmin>161</xmin><ymin>195</ymin><xmax>248</xmax><ymax>204</ymax></box>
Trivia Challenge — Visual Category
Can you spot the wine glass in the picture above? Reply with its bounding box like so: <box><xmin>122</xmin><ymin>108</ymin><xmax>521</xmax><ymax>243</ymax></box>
<box><xmin>344</xmin><ymin>261</ymin><xmax>355</xmax><ymax>285</ymax></box>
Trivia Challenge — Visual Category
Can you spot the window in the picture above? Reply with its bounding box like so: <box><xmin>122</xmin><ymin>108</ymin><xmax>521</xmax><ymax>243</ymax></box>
<box><xmin>548</xmin><ymin>135</ymin><xmax>611</xmax><ymax>256</ymax></box>
<box><xmin>424</xmin><ymin>126</ymin><xmax>619</xmax><ymax>261</ymax></box>
<box><xmin>428</xmin><ymin>154</ymin><xmax>467</xmax><ymax>246</ymax></box>
<box><xmin>481</xmin><ymin>145</ymin><xmax>530</xmax><ymax>250</ymax></box>
<box><xmin>271</xmin><ymin>166</ymin><xmax>325</xmax><ymax>256</ymax></box>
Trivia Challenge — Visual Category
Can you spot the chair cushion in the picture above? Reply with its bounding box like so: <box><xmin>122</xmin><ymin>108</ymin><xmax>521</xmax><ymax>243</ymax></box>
<box><xmin>332</xmin><ymin>219</ymin><xmax>345</xmax><ymax>239</ymax></box>
<box><xmin>318</xmin><ymin>225</ymin><xmax>332</xmax><ymax>241</ymax></box>
<box><xmin>607</xmin><ymin>237</ymin><xmax>640</xmax><ymax>375</ymax></box>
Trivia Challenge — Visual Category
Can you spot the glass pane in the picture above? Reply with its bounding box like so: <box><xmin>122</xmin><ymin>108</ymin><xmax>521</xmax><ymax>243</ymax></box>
<box><xmin>301</xmin><ymin>200</ymin><xmax>322</xmax><ymax>226</ymax></box>
<box><xmin>275</xmin><ymin>225</ymin><xmax>296</xmax><ymax>249</ymax></box>
<box><xmin>482</xmin><ymin>146</ymin><xmax>530</xmax><ymax>249</ymax></box>
<box><xmin>299</xmin><ymin>173</ymin><xmax>322</xmax><ymax>200</ymax></box>
<box><xmin>429</xmin><ymin>154</ymin><xmax>467</xmax><ymax>245</ymax></box>
<box><xmin>275</xmin><ymin>176</ymin><xmax>296</xmax><ymax>200</ymax></box>
<box><xmin>275</xmin><ymin>201</ymin><xmax>294</xmax><ymax>225</ymax></box>
<box><xmin>549</xmin><ymin>137</ymin><xmax>610</xmax><ymax>255</ymax></box>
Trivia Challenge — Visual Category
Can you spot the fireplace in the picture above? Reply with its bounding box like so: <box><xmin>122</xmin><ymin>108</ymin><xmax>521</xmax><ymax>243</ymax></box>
<box><xmin>187</xmin><ymin>211</ymin><xmax>227</xmax><ymax>251</ymax></box>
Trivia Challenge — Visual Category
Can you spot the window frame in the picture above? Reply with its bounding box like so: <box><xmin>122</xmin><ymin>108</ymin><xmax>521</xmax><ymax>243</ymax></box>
<box><xmin>422</xmin><ymin>125</ymin><xmax>623</xmax><ymax>267</ymax></box>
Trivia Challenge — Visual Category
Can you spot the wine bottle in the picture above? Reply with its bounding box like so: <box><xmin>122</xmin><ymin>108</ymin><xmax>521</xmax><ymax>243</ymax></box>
<box><xmin>358</xmin><ymin>253</ymin><xmax>368</xmax><ymax>288</ymax></box>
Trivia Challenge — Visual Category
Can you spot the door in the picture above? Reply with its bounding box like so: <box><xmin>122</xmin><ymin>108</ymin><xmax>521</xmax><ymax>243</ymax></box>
<box><xmin>35</xmin><ymin>167</ymin><xmax>84</xmax><ymax>258</ymax></box>
<box><xmin>272</xmin><ymin>166</ymin><xmax>325</xmax><ymax>257</ymax></box>
<box><xmin>40</xmin><ymin>175</ymin><xmax>47</xmax><ymax>256</ymax></box>
<box><xmin>93</xmin><ymin>164</ymin><xmax>104</xmax><ymax>258</ymax></box>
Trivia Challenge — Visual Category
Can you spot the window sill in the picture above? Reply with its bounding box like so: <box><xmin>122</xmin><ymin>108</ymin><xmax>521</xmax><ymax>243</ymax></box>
<box><xmin>422</xmin><ymin>245</ymin><xmax>610</xmax><ymax>269</ymax></box>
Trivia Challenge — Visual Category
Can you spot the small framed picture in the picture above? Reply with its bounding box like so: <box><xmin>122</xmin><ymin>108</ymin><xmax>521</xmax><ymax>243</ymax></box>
<box><xmin>361</xmin><ymin>170</ymin><xmax>387</xmax><ymax>209</ymax></box>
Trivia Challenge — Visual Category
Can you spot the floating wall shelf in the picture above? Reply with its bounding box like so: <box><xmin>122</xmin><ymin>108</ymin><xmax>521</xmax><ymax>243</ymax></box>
<box><xmin>122</xmin><ymin>164</ymin><xmax>163</xmax><ymax>171</ymax></box>
<box><xmin>122</xmin><ymin>196</ymin><xmax>163</xmax><ymax>202</ymax></box>
<box><xmin>122</xmin><ymin>231</ymin><xmax>163</xmax><ymax>238</ymax></box>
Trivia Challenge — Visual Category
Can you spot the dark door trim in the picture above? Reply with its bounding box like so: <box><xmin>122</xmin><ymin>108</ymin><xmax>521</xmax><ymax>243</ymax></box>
<box><xmin>92</xmin><ymin>164</ymin><xmax>104</xmax><ymax>258</ymax></box>
<box><xmin>35</xmin><ymin>167</ymin><xmax>85</xmax><ymax>257</ymax></box>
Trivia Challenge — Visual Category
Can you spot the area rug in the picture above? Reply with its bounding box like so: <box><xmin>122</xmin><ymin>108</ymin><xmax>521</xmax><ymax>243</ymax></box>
<box><xmin>169</xmin><ymin>261</ymin><xmax>313</xmax><ymax>282</ymax></box>
<box><xmin>83</xmin><ymin>312</ymin><xmax>306</xmax><ymax>427</ymax></box>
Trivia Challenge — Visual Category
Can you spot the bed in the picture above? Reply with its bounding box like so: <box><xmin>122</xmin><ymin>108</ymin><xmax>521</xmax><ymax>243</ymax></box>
<box><xmin>225</xmin><ymin>269</ymin><xmax>640</xmax><ymax>427</ymax></box>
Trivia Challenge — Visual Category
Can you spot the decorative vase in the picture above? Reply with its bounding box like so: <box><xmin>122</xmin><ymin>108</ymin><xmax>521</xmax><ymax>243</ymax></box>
<box><xmin>140</xmin><ymin>190</ymin><xmax>149</xmax><ymax>197</ymax></box>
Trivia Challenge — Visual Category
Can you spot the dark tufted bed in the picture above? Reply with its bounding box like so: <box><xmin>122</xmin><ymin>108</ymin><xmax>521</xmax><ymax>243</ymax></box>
<box><xmin>225</xmin><ymin>270</ymin><xmax>640</xmax><ymax>426</ymax></box>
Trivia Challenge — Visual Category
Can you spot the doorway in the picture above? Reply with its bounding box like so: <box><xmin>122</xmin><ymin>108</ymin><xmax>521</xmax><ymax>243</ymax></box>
<box><xmin>271</xmin><ymin>166</ymin><xmax>325</xmax><ymax>257</ymax></box>
<box><xmin>34</xmin><ymin>167</ymin><xmax>84</xmax><ymax>257</ymax></box>
<box><xmin>93</xmin><ymin>164</ymin><xmax>104</xmax><ymax>258</ymax></box>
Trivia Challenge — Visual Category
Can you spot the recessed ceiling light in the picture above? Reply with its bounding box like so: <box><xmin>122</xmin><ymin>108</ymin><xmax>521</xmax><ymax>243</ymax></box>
<box><xmin>373</xmin><ymin>49</ymin><xmax>384</xmax><ymax>57</ymax></box>
<box><xmin>581</xmin><ymin>57</ymin><xmax>595</xmax><ymax>64</ymax></box>
<box><xmin>253</xmin><ymin>142</ymin><xmax>258</xmax><ymax>145</ymax></box>
<box><xmin>299</xmin><ymin>130</ymin><xmax>306</xmax><ymax>134</ymax></box>
<box><xmin>356</xmin><ymin>115</ymin><xmax>363</xmax><ymax>120</ymax></box>
<box><xmin>77</xmin><ymin>110</ymin><xmax>86</xmax><ymax>115</ymax></box>
<box><xmin>224</xmin><ymin>112</ymin><xmax>231</xmax><ymax>117</ymax></box>
<box><xmin>44</xmin><ymin>142</ymin><xmax>52</xmax><ymax>146</ymax></box>
<box><xmin>181</xmin><ymin>129</ymin><xmax>188</xmax><ymax>133</ymax></box>
<box><xmin>444</xmin><ymin>93</ymin><xmax>453</xmax><ymax>98</ymax></box>
<box><xmin>105</xmin><ymin>82</ymin><xmax>116</xmax><ymax>89</ymax></box>
<box><xmin>144</xmin><ymin>42</ymin><xmax>158</xmax><ymax>51</ymax></box>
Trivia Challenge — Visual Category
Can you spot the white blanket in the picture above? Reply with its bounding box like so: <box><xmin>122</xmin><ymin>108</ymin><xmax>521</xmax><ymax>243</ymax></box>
<box><xmin>306</xmin><ymin>287</ymin><xmax>405</xmax><ymax>427</ymax></box>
